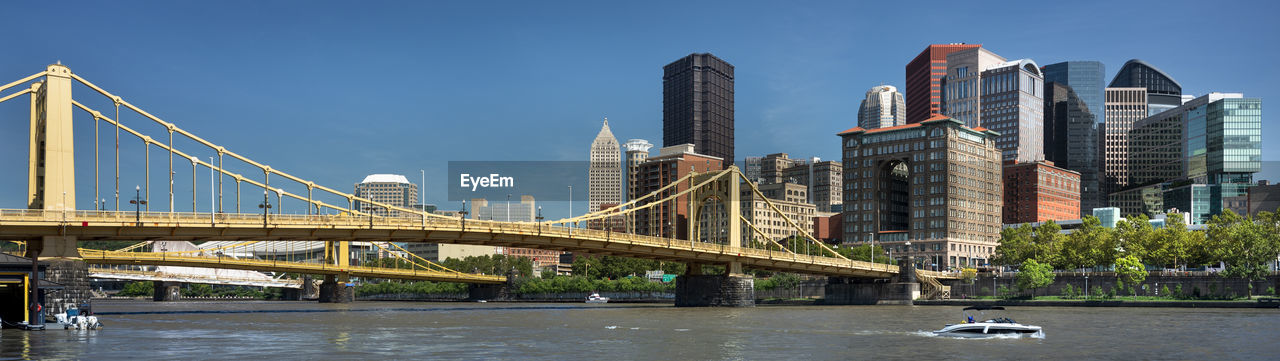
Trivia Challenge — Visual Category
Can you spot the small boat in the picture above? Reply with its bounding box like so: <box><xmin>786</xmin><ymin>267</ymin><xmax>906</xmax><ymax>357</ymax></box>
<box><xmin>55</xmin><ymin>306</ymin><xmax>103</xmax><ymax>330</ymax></box>
<box><xmin>933</xmin><ymin>306</ymin><xmax>1041</xmax><ymax>338</ymax></box>
<box><xmin>585</xmin><ymin>292</ymin><xmax>610</xmax><ymax>304</ymax></box>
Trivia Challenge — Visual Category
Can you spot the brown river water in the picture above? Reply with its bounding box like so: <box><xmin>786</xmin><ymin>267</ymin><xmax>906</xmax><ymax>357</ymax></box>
<box><xmin>1</xmin><ymin>300</ymin><xmax>1277</xmax><ymax>360</ymax></box>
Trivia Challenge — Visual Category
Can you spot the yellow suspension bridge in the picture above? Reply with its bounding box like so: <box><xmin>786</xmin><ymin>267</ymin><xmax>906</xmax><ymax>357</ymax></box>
<box><xmin>0</xmin><ymin>64</ymin><xmax>953</xmax><ymax>306</ymax></box>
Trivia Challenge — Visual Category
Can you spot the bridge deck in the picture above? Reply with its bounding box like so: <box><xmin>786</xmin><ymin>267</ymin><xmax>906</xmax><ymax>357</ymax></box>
<box><xmin>1</xmin><ymin>209</ymin><xmax>904</xmax><ymax>278</ymax></box>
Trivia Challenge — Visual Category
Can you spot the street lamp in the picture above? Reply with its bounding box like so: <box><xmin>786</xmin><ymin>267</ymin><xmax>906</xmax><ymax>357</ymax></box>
<box><xmin>364</xmin><ymin>205</ymin><xmax>378</xmax><ymax>229</ymax></box>
<box><xmin>904</xmin><ymin>240</ymin><xmax>913</xmax><ymax>267</ymax></box>
<box><xmin>506</xmin><ymin>194</ymin><xmax>511</xmax><ymax>222</ymax></box>
<box><xmin>100</xmin><ymin>198</ymin><xmax>106</xmax><ymax>211</ymax></box>
<box><xmin>867</xmin><ymin>232</ymin><xmax>875</xmax><ymax>264</ymax></box>
<box><xmin>1084</xmin><ymin>275</ymin><xmax>1090</xmax><ymax>300</ymax></box>
<box><xmin>536</xmin><ymin>206</ymin><xmax>544</xmax><ymax>233</ymax></box>
<box><xmin>258</xmin><ymin>190</ymin><xmax>271</xmax><ymax>228</ymax></box>
<box><xmin>129</xmin><ymin>185</ymin><xmax>147</xmax><ymax>223</ymax></box>
<box><xmin>459</xmin><ymin>200</ymin><xmax>469</xmax><ymax>230</ymax></box>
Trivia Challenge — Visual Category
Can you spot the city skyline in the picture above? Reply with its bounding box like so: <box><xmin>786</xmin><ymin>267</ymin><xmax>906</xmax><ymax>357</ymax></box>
<box><xmin>0</xmin><ymin>1</ymin><xmax>1276</xmax><ymax>218</ymax></box>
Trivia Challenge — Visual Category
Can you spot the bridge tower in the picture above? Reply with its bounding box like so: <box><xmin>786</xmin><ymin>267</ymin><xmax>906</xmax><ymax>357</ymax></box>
<box><xmin>28</xmin><ymin>63</ymin><xmax>76</xmax><ymax>211</ymax></box>
<box><xmin>25</xmin><ymin>64</ymin><xmax>80</xmax><ymax>259</ymax></box>
<box><xmin>675</xmin><ymin>167</ymin><xmax>754</xmax><ymax>307</ymax></box>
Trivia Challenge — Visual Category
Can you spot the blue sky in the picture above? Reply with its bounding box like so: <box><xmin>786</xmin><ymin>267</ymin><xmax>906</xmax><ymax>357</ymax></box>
<box><xmin>0</xmin><ymin>0</ymin><xmax>1275</xmax><ymax>218</ymax></box>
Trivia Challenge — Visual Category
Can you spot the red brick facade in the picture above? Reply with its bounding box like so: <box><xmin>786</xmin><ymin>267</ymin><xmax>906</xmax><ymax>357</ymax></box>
<box><xmin>1002</xmin><ymin>160</ymin><xmax>1081</xmax><ymax>224</ymax></box>
<box><xmin>905</xmin><ymin>44</ymin><xmax>981</xmax><ymax>124</ymax></box>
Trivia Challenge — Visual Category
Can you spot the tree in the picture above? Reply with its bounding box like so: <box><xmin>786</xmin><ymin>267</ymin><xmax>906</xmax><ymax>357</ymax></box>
<box><xmin>1061</xmin><ymin>216</ymin><xmax>1112</xmax><ymax>271</ymax></box>
<box><xmin>993</xmin><ymin>224</ymin><xmax>1035</xmax><ymax>266</ymax></box>
<box><xmin>1151</xmin><ymin>212</ymin><xmax>1194</xmax><ymax>270</ymax></box>
<box><xmin>1114</xmin><ymin>214</ymin><xmax>1154</xmax><ymax>261</ymax></box>
<box><xmin>834</xmin><ymin>244</ymin><xmax>891</xmax><ymax>264</ymax></box>
<box><xmin>572</xmin><ymin>255</ymin><xmax>682</xmax><ymax>280</ymax></box>
<box><xmin>1014</xmin><ymin>258</ymin><xmax>1054</xmax><ymax>298</ymax></box>
<box><xmin>1032</xmin><ymin>221</ymin><xmax>1065</xmax><ymax>268</ymax></box>
<box><xmin>1114</xmin><ymin>255</ymin><xmax>1146</xmax><ymax>299</ymax></box>
<box><xmin>441</xmin><ymin>254</ymin><xmax>534</xmax><ymax>277</ymax></box>
<box><xmin>1207</xmin><ymin>210</ymin><xmax>1280</xmax><ymax>297</ymax></box>
<box><xmin>118</xmin><ymin>281</ymin><xmax>154</xmax><ymax>297</ymax></box>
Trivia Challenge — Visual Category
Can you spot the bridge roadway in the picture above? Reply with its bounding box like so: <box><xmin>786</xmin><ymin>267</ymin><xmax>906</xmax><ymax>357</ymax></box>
<box><xmin>0</xmin><ymin>209</ymin><xmax>923</xmax><ymax>279</ymax></box>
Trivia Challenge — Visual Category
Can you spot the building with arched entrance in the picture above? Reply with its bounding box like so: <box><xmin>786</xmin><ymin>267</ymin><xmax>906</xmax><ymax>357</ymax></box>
<box><xmin>838</xmin><ymin>115</ymin><xmax>1003</xmax><ymax>270</ymax></box>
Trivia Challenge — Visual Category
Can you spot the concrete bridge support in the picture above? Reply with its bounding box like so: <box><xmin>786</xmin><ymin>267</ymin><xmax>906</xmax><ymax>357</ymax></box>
<box><xmin>467</xmin><ymin>270</ymin><xmax>516</xmax><ymax>301</ymax></box>
<box><xmin>153</xmin><ymin>281</ymin><xmax>182</xmax><ymax>301</ymax></box>
<box><xmin>823</xmin><ymin>257</ymin><xmax>920</xmax><ymax>305</ymax></box>
<box><xmin>318</xmin><ymin>275</ymin><xmax>353</xmax><ymax>303</ymax></box>
<box><xmin>674</xmin><ymin>262</ymin><xmax>755</xmax><ymax>307</ymax></box>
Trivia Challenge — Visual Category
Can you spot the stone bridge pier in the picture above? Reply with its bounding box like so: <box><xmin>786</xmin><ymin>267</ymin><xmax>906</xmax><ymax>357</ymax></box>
<box><xmin>674</xmin><ymin>262</ymin><xmax>755</xmax><ymax>307</ymax></box>
<box><xmin>318</xmin><ymin>274</ymin><xmax>354</xmax><ymax>303</ymax></box>
<box><xmin>823</xmin><ymin>256</ymin><xmax>919</xmax><ymax>305</ymax></box>
<box><xmin>153</xmin><ymin>281</ymin><xmax>182</xmax><ymax>301</ymax></box>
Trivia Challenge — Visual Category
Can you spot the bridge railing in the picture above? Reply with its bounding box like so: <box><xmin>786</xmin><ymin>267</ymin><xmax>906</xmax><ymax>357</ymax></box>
<box><xmin>4</xmin><ymin>209</ymin><xmax>897</xmax><ymax>276</ymax></box>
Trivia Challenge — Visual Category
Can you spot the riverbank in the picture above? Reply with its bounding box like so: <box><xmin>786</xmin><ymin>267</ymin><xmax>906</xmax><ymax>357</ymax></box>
<box><xmin>916</xmin><ymin>298</ymin><xmax>1280</xmax><ymax>308</ymax></box>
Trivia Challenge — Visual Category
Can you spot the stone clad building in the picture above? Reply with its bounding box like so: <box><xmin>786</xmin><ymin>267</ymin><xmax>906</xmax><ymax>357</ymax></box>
<box><xmin>838</xmin><ymin>115</ymin><xmax>1003</xmax><ymax>269</ymax></box>
<box><xmin>741</xmin><ymin>183</ymin><xmax>816</xmax><ymax>243</ymax></box>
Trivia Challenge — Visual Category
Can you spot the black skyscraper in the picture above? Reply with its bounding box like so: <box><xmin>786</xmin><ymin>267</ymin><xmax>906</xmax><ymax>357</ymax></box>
<box><xmin>1045</xmin><ymin>82</ymin><xmax>1102</xmax><ymax>213</ymax></box>
<box><xmin>663</xmin><ymin>53</ymin><xmax>734</xmax><ymax>168</ymax></box>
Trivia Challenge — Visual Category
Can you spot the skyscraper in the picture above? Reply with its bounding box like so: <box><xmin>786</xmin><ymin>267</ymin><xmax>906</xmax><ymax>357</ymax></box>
<box><xmin>623</xmin><ymin>139</ymin><xmax>653</xmax><ymax>199</ymax></box>
<box><xmin>1041</xmin><ymin>61</ymin><xmax>1105</xmax><ymax>213</ymax></box>
<box><xmin>588</xmin><ymin>119</ymin><xmax>622</xmax><ymax>229</ymax></box>
<box><xmin>1044</xmin><ymin>82</ymin><xmax>1102</xmax><ymax>213</ymax></box>
<box><xmin>1103</xmin><ymin>87</ymin><xmax>1148</xmax><ymax>195</ymax></box>
<box><xmin>1108</xmin><ymin>59</ymin><xmax>1182</xmax><ymax>116</ymax></box>
<box><xmin>858</xmin><ymin>85</ymin><xmax>907</xmax><ymax>129</ymax></box>
<box><xmin>978</xmin><ymin>59</ymin><xmax>1045</xmax><ymax>163</ymax></box>
<box><xmin>353</xmin><ymin>174</ymin><xmax>418</xmax><ymax>217</ymax></box>
<box><xmin>1042</xmin><ymin>61</ymin><xmax>1105</xmax><ymax>125</ymax></box>
<box><xmin>663</xmin><ymin>53</ymin><xmax>735</xmax><ymax>168</ymax></box>
<box><xmin>940</xmin><ymin>47</ymin><xmax>1007</xmax><ymax>128</ymax></box>
<box><xmin>905</xmin><ymin>44</ymin><xmax>981</xmax><ymax>124</ymax></box>
<box><xmin>1116</xmin><ymin>93</ymin><xmax>1261</xmax><ymax>223</ymax></box>
<box><xmin>623</xmin><ymin>138</ymin><xmax>653</xmax><ymax>233</ymax></box>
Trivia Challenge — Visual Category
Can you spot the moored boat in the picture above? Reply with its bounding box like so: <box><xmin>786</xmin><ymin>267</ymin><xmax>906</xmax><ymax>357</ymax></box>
<box><xmin>586</xmin><ymin>292</ymin><xmax>609</xmax><ymax>303</ymax></box>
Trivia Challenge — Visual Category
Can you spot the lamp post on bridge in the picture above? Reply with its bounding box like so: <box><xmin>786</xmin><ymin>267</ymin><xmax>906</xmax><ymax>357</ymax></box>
<box><xmin>459</xmin><ymin>200</ymin><xmax>468</xmax><ymax>230</ymax></box>
<box><xmin>258</xmin><ymin>190</ymin><xmax>271</xmax><ymax>228</ymax></box>
<box><xmin>364</xmin><ymin>205</ymin><xmax>378</xmax><ymax>229</ymax></box>
<box><xmin>129</xmin><ymin>185</ymin><xmax>147</xmax><ymax>224</ymax></box>
<box><xmin>536</xmin><ymin>206</ymin><xmax>544</xmax><ymax>234</ymax></box>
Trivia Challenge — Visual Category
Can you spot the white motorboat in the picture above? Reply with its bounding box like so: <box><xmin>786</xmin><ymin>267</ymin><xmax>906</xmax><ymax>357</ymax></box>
<box><xmin>933</xmin><ymin>306</ymin><xmax>1041</xmax><ymax>338</ymax></box>
<box><xmin>585</xmin><ymin>292</ymin><xmax>610</xmax><ymax>304</ymax></box>
<box><xmin>54</xmin><ymin>306</ymin><xmax>103</xmax><ymax>330</ymax></box>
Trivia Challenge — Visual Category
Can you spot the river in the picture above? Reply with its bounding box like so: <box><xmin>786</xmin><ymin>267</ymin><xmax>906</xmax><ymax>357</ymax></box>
<box><xmin>2</xmin><ymin>300</ymin><xmax>1277</xmax><ymax>360</ymax></box>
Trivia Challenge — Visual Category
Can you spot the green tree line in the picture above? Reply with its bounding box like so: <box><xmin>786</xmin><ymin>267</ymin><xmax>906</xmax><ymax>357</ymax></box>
<box><xmin>995</xmin><ymin>209</ymin><xmax>1280</xmax><ymax>297</ymax></box>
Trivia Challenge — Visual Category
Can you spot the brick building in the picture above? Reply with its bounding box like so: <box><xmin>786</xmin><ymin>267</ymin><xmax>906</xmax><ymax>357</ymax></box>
<box><xmin>839</xmin><ymin>115</ymin><xmax>1003</xmax><ymax>269</ymax></box>
<box><xmin>1002</xmin><ymin>160</ymin><xmax>1082</xmax><ymax>224</ymax></box>
<box><xmin>631</xmin><ymin>144</ymin><xmax>723</xmax><ymax>239</ymax></box>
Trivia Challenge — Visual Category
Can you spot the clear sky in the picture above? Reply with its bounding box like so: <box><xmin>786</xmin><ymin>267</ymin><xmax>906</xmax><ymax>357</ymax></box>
<box><xmin>0</xmin><ymin>0</ymin><xmax>1275</xmax><ymax>218</ymax></box>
